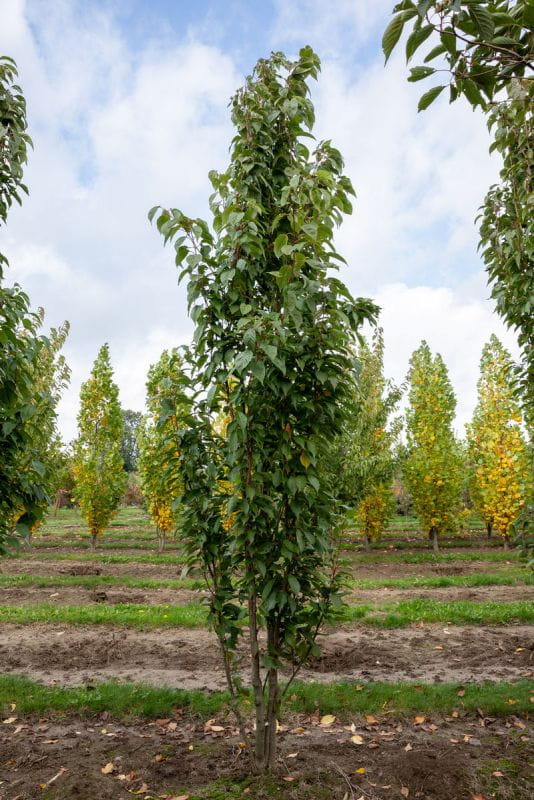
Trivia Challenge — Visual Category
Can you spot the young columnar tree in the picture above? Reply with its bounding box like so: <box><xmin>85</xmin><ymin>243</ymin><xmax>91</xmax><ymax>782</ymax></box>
<box><xmin>466</xmin><ymin>335</ymin><xmax>532</xmax><ymax>545</ymax></box>
<box><xmin>151</xmin><ymin>47</ymin><xmax>377</xmax><ymax>771</ymax></box>
<box><xmin>137</xmin><ymin>349</ymin><xmax>185</xmax><ymax>552</ymax></box>
<box><xmin>404</xmin><ymin>341</ymin><xmax>463</xmax><ymax>552</ymax></box>
<box><xmin>383</xmin><ymin>1</ymin><xmax>534</xmax><ymax>429</ymax></box>
<box><xmin>0</xmin><ymin>55</ymin><xmax>48</xmax><ymax>550</ymax></box>
<box><xmin>22</xmin><ymin>320</ymin><xmax>71</xmax><ymax>543</ymax></box>
<box><xmin>332</xmin><ymin>329</ymin><xmax>402</xmax><ymax>549</ymax></box>
<box><xmin>73</xmin><ymin>344</ymin><xmax>126</xmax><ymax>549</ymax></box>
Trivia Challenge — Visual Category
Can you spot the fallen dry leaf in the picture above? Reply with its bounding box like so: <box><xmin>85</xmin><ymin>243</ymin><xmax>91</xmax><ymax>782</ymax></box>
<box><xmin>404</xmin><ymin>743</ymin><xmax>412</xmax><ymax>752</ymax></box>
<box><xmin>101</xmin><ymin>762</ymin><xmax>116</xmax><ymax>775</ymax></box>
<box><xmin>2</xmin><ymin>717</ymin><xmax>16</xmax><ymax>724</ymax></box>
<box><xmin>354</xmin><ymin>767</ymin><xmax>366</xmax><ymax>774</ymax></box>
<box><xmin>414</xmin><ymin>715</ymin><xmax>425</xmax><ymax>725</ymax></box>
<box><xmin>131</xmin><ymin>783</ymin><xmax>149</xmax><ymax>795</ymax></box>
<box><xmin>457</xmin><ymin>689</ymin><xmax>465</xmax><ymax>697</ymax></box>
<box><xmin>154</xmin><ymin>754</ymin><xmax>166</xmax><ymax>762</ymax></box>
<box><xmin>283</xmin><ymin>776</ymin><xmax>295</xmax><ymax>782</ymax></box>
<box><xmin>320</xmin><ymin>714</ymin><xmax>336</xmax><ymax>727</ymax></box>
<box><xmin>365</xmin><ymin>715</ymin><xmax>378</xmax><ymax>724</ymax></box>
<box><xmin>351</xmin><ymin>734</ymin><xmax>364</xmax><ymax>745</ymax></box>
<box><xmin>286</xmin><ymin>752</ymin><xmax>298</xmax><ymax>759</ymax></box>
<box><xmin>471</xmin><ymin>794</ymin><xmax>488</xmax><ymax>800</ymax></box>
<box><xmin>401</xmin><ymin>788</ymin><xmax>409</xmax><ymax>798</ymax></box>
<box><xmin>492</xmin><ymin>771</ymin><xmax>504</xmax><ymax>778</ymax></box>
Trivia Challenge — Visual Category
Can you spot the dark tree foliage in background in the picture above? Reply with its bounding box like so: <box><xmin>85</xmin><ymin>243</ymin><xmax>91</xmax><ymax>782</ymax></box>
<box><xmin>120</xmin><ymin>409</ymin><xmax>143</xmax><ymax>472</ymax></box>
<box><xmin>0</xmin><ymin>56</ymin><xmax>48</xmax><ymax>550</ymax></box>
<box><xmin>383</xmin><ymin>0</ymin><xmax>533</xmax><ymax>427</ymax></box>
<box><xmin>151</xmin><ymin>47</ymin><xmax>377</xmax><ymax>771</ymax></box>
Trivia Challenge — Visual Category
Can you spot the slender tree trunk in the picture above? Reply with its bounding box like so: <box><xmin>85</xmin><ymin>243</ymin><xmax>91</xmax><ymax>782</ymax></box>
<box><xmin>363</xmin><ymin>533</ymin><xmax>371</xmax><ymax>552</ymax></box>
<box><xmin>487</xmin><ymin>521</ymin><xmax>492</xmax><ymax>539</ymax></box>
<box><xmin>264</xmin><ymin>620</ymin><xmax>280</xmax><ymax>770</ymax></box>
<box><xmin>248</xmin><ymin>594</ymin><xmax>266</xmax><ymax>771</ymax></box>
<box><xmin>430</xmin><ymin>527</ymin><xmax>439</xmax><ymax>553</ymax></box>
<box><xmin>157</xmin><ymin>527</ymin><xmax>165</xmax><ymax>553</ymax></box>
<box><xmin>503</xmin><ymin>536</ymin><xmax>509</xmax><ymax>551</ymax></box>
<box><xmin>26</xmin><ymin>529</ymin><xmax>32</xmax><ymax>550</ymax></box>
<box><xmin>91</xmin><ymin>531</ymin><xmax>97</xmax><ymax>551</ymax></box>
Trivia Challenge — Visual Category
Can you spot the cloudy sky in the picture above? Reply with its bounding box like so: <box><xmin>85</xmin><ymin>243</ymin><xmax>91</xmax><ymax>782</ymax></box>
<box><xmin>0</xmin><ymin>0</ymin><xmax>520</xmax><ymax>440</ymax></box>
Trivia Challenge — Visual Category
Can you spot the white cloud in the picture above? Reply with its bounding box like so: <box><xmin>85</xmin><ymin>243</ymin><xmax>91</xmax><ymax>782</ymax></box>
<box><xmin>0</xmin><ymin>0</ymin><xmax>519</xmax><ymax>445</ymax></box>
<box><xmin>374</xmin><ymin>279</ymin><xmax>521</xmax><ymax>435</ymax></box>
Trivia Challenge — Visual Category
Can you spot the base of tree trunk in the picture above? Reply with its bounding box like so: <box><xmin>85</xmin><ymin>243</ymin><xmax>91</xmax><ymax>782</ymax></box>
<box><xmin>431</xmin><ymin>528</ymin><xmax>439</xmax><ymax>553</ymax></box>
<box><xmin>363</xmin><ymin>534</ymin><xmax>371</xmax><ymax>552</ymax></box>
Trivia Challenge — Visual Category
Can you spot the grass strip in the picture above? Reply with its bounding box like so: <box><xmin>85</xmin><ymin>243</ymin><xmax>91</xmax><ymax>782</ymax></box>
<box><xmin>31</xmin><ymin>540</ymin><xmax>164</xmax><ymax>552</ymax></box>
<box><xmin>0</xmin><ymin>574</ymin><xmax>204</xmax><ymax>591</ymax></box>
<box><xmin>0</xmin><ymin>603</ymin><xmax>208</xmax><ymax>627</ymax></box>
<box><xmin>341</xmin><ymin>598</ymin><xmax>534</xmax><ymax>626</ymax></box>
<box><xmin>6</xmin><ymin>551</ymin><xmax>188</xmax><ymax>565</ymax></box>
<box><xmin>351</xmin><ymin>550</ymin><xmax>519</xmax><ymax>565</ymax></box>
<box><xmin>0</xmin><ymin>569</ymin><xmax>526</xmax><ymax>593</ymax></box>
<box><xmin>1</xmin><ymin>598</ymin><xmax>532</xmax><ymax>629</ymax></box>
<box><xmin>0</xmin><ymin>675</ymin><xmax>531</xmax><ymax>719</ymax></box>
<box><xmin>349</xmin><ymin>569</ymin><xmax>528</xmax><ymax>590</ymax></box>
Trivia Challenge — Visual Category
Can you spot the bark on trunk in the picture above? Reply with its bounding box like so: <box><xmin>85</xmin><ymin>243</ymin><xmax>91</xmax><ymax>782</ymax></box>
<box><xmin>248</xmin><ymin>595</ymin><xmax>266</xmax><ymax>771</ymax></box>
<box><xmin>487</xmin><ymin>522</ymin><xmax>492</xmax><ymax>539</ymax></box>
<box><xmin>157</xmin><ymin>528</ymin><xmax>166</xmax><ymax>553</ymax></box>
<box><xmin>90</xmin><ymin>532</ymin><xmax>97</xmax><ymax>551</ymax></box>
<box><xmin>431</xmin><ymin>527</ymin><xmax>439</xmax><ymax>553</ymax></box>
<box><xmin>363</xmin><ymin>533</ymin><xmax>371</xmax><ymax>552</ymax></box>
<box><xmin>503</xmin><ymin>537</ymin><xmax>509</xmax><ymax>550</ymax></box>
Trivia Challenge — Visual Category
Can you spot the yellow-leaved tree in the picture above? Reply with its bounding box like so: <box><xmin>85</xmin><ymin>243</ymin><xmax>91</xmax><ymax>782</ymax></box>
<box><xmin>404</xmin><ymin>341</ymin><xmax>463</xmax><ymax>552</ymax></box>
<box><xmin>72</xmin><ymin>344</ymin><xmax>126</xmax><ymax>549</ymax></box>
<box><xmin>466</xmin><ymin>335</ymin><xmax>532</xmax><ymax>547</ymax></box>
<box><xmin>137</xmin><ymin>349</ymin><xmax>185</xmax><ymax>552</ymax></box>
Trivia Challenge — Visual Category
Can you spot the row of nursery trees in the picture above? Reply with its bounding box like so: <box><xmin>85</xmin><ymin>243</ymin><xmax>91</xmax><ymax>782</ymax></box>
<box><xmin>126</xmin><ymin>330</ymin><xmax>531</xmax><ymax>554</ymax></box>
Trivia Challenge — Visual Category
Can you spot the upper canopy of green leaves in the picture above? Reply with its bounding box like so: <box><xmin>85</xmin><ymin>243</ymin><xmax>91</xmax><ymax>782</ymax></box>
<box><xmin>383</xmin><ymin>1</ymin><xmax>533</xmax><ymax>111</ymax></box>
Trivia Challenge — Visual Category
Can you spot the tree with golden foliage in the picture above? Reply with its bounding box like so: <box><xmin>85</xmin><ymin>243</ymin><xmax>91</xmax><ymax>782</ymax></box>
<box><xmin>404</xmin><ymin>342</ymin><xmax>463</xmax><ymax>552</ymax></box>
<box><xmin>331</xmin><ymin>329</ymin><xmax>402</xmax><ymax>549</ymax></box>
<box><xmin>72</xmin><ymin>344</ymin><xmax>126</xmax><ymax>549</ymax></box>
<box><xmin>467</xmin><ymin>335</ymin><xmax>532</xmax><ymax>547</ymax></box>
<box><xmin>137</xmin><ymin>349</ymin><xmax>185</xmax><ymax>552</ymax></box>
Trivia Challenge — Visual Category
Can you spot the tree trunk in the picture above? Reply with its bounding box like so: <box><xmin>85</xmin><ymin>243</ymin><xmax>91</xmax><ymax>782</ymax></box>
<box><xmin>26</xmin><ymin>529</ymin><xmax>33</xmax><ymax>550</ymax></box>
<box><xmin>487</xmin><ymin>521</ymin><xmax>492</xmax><ymax>539</ymax></box>
<box><xmin>157</xmin><ymin>528</ymin><xmax>166</xmax><ymax>553</ymax></box>
<box><xmin>430</xmin><ymin>527</ymin><xmax>439</xmax><ymax>553</ymax></box>
<box><xmin>248</xmin><ymin>595</ymin><xmax>266</xmax><ymax>771</ymax></box>
<box><xmin>91</xmin><ymin>531</ymin><xmax>97</xmax><ymax>551</ymax></box>
<box><xmin>264</xmin><ymin>621</ymin><xmax>280</xmax><ymax>770</ymax></box>
<box><xmin>363</xmin><ymin>533</ymin><xmax>371</xmax><ymax>552</ymax></box>
<box><xmin>503</xmin><ymin>536</ymin><xmax>509</xmax><ymax>550</ymax></box>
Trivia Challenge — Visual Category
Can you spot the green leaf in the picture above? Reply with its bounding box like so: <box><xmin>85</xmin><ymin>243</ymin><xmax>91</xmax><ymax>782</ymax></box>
<box><xmin>288</xmin><ymin>575</ymin><xmax>301</xmax><ymax>593</ymax></box>
<box><xmin>417</xmin><ymin>84</ymin><xmax>445</xmax><ymax>111</ymax></box>
<box><xmin>252</xmin><ymin>360</ymin><xmax>266</xmax><ymax>383</ymax></box>
<box><xmin>273</xmin><ymin>233</ymin><xmax>288</xmax><ymax>258</ymax></box>
<box><xmin>382</xmin><ymin>14</ymin><xmax>406</xmax><ymax>63</ymax></box>
<box><xmin>408</xmin><ymin>66</ymin><xmax>436</xmax><ymax>82</ymax></box>
<box><xmin>406</xmin><ymin>24</ymin><xmax>434</xmax><ymax>62</ymax></box>
<box><xmin>469</xmin><ymin>5</ymin><xmax>495</xmax><ymax>40</ymax></box>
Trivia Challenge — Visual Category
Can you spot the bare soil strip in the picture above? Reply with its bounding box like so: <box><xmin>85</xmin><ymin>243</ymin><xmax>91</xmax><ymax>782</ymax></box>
<box><xmin>0</xmin><ymin>582</ymin><xmax>532</xmax><ymax>609</ymax></box>
<box><xmin>1</xmin><ymin>710</ymin><xmax>532</xmax><ymax>800</ymax></box>
<box><xmin>1</xmin><ymin>556</ymin><xmax>519</xmax><ymax>580</ymax></box>
<box><xmin>1</xmin><ymin>623</ymin><xmax>532</xmax><ymax>690</ymax></box>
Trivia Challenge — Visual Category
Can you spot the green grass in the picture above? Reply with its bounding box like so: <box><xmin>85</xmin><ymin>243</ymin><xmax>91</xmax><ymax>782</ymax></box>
<box><xmin>2</xmin><ymin>597</ymin><xmax>532</xmax><ymax>629</ymax></box>
<box><xmin>351</xmin><ymin>550</ymin><xmax>519</xmax><ymax>565</ymax></box>
<box><xmin>1</xmin><ymin>674</ymin><xmax>531</xmax><ymax>719</ymax></box>
<box><xmin>7</xmin><ymin>551</ymin><xmax>188</xmax><ymax>565</ymax></box>
<box><xmin>341</xmin><ymin>598</ymin><xmax>534</xmax><ymax>626</ymax></box>
<box><xmin>349</xmin><ymin>568</ymin><xmax>527</xmax><ymax>590</ymax></box>
<box><xmin>0</xmin><ymin>602</ymin><xmax>208</xmax><ymax>627</ymax></box>
<box><xmin>0</xmin><ymin>568</ymin><xmax>526</xmax><ymax>594</ymax></box>
<box><xmin>0</xmin><ymin>574</ymin><xmax>204</xmax><ymax>591</ymax></box>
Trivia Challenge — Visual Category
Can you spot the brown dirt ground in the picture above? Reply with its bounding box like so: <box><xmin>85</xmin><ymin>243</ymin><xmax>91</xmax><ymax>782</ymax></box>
<box><xmin>0</xmin><ymin>583</ymin><xmax>532</xmax><ymax>609</ymax></box>
<box><xmin>1</xmin><ymin>709</ymin><xmax>532</xmax><ymax>800</ymax></box>
<box><xmin>0</xmin><ymin>557</ymin><xmax>519</xmax><ymax>581</ymax></box>
<box><xmin>1</xmin><ymin>623</ymin><xmax>532</xmax><ymax>690</ymax></box>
